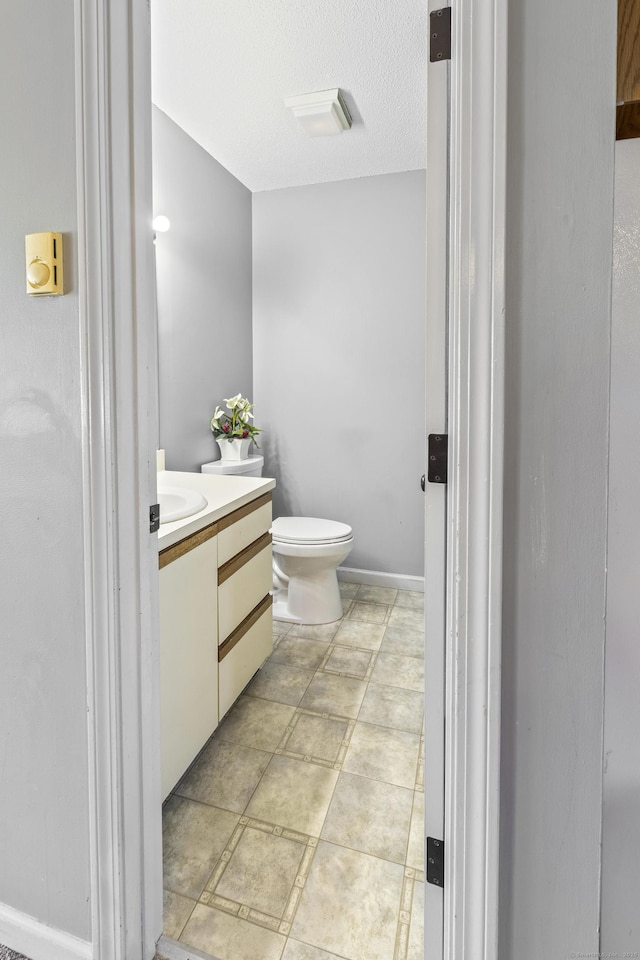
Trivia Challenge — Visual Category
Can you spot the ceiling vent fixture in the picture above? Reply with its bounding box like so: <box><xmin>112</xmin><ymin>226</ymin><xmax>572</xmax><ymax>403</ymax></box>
<box><xmin>284</xmin><ymin>88</ymin><xmax>352</xmax><ymax>137</ymax></box>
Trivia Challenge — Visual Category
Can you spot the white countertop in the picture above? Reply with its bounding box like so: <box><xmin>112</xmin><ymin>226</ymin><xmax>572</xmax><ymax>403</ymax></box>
<box><xmin>157</xmin><ymin>469</ymin><xmax>276</xmax><ymax>549</ymax></box>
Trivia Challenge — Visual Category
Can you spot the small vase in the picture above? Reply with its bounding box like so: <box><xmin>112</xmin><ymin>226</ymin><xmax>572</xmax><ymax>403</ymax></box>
<box><xmin>216</xmin><ymin>437</ymin><xmax>252</xmax><ymax>461</ymax></box>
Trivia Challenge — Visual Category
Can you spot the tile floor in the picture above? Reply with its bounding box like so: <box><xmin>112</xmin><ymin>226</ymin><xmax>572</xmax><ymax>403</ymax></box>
<box><xmin>162</xmin><ymin>581</ymin><xmax>425</xmax><ymax>960</ymax></box>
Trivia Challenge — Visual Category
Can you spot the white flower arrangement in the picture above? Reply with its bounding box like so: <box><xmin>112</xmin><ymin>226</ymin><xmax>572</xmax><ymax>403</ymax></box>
<box><xmin>210</xmin><ymin>394</ymin><xmax>261</xmax><ymax>446</ymax></box>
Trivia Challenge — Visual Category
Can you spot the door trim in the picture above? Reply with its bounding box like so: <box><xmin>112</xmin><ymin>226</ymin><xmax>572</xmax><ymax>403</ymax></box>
<box><xmin>444</xmin><ymin>0</ymin><xmax>507</xmax><ymax>957</ymax></box>
<box><xmin>75</xmin><ymin>0</ymin><xmax>161</xmax><ymax>956</ymax></box>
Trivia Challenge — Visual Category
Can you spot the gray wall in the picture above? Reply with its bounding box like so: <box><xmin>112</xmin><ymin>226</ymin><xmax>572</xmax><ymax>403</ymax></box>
<box><xmin>252</xmin><ymin>172</ymin><xmax>426</xmax><ymax>576</ymax></box>
<box><xmin>0</xmin><ymin>3</ymin><xmax>91</xmax><ymax>941</ymax></box>
<box><xmin>153</xmin><ymin>108</ymin><xmax>253</xmax><ymax>472</ymax></box>
<box><xmin>499</xmin><ymin>0</ymin><xmax>615</xmax><ymax>956</ymax></box>
<box><xmin>601</xmin><ymin>137</ymin><xmax>640</xmax><ymax>954</ymax></box>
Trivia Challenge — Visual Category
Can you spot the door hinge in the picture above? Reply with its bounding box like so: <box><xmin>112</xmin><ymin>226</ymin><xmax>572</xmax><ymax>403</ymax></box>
<box><xmin>427</xmin><ymin>433</ymin><xmax>448</xmax><ymax>484</ymax></box>
<box><xmin>430</xmin><ymin>7</ymin><xmax>451</xmax><ymax>62</ymax></box>
<box><xmin>150</xmin><ymin>503</ymin><xmax>160</xmax><ymax>533</ymax></box>
<box><xmin>426</xmin><ymin>836</ymin><xmax>445</xmax><ymax>886</ymax></box>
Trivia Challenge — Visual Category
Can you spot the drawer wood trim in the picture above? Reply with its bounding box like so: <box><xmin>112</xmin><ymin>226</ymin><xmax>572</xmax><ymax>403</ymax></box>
<box><xmin>218</xmin><ymin>594</ymin><xmax>273</xmax><ymax>662</ymax></box>
<box><xmin>217</xmin><ymin>492</ymin><xmax>272</xmax><ymax>533</ymax></box>
<box><xmin>218</xmin><ymin>532</ymin><xmax>272</xmax><ymax>584</ymax></box>
<box><xmin>159</xmin><ymin>521</ymin><xmax>218</xmax><ymax>569</ymax></box>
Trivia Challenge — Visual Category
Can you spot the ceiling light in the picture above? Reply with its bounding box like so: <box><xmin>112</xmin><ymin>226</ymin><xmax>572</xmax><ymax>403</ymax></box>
<box><xmin>284</xmin><ymin>89</ymin><xmax>352</xmax><ymax>137</ymax></box>
<box><xmin>152</xmin><ymin>215</ymin><xmax>171</xmax><ymax>233</ymax></box>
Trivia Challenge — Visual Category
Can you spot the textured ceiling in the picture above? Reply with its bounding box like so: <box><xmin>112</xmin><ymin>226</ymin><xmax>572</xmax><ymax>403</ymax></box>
<box><xmin>150</xmin><ymin>0</ymin><xmax>427</xmax><ymax>192</ymax></box>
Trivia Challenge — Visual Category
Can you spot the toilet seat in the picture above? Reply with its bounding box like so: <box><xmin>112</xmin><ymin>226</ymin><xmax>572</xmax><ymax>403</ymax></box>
<box><xmin>272</xmin><ymin>516</ymin><xmax>353</xmax><ymax>545</ymax></box>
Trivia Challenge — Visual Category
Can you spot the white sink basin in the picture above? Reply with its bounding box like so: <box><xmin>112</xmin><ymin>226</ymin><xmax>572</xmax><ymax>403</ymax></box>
<box><xmin>158</xmin><ymin>485</ymin><xmax>208</xmax><ymax>524</ymax></box>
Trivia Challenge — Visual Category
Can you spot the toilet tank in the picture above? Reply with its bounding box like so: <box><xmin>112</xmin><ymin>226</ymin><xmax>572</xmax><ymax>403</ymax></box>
<box><xmin>201</xmin><ymin>455</ymin><xmax>264</xmax><ymax>478</ymax></box>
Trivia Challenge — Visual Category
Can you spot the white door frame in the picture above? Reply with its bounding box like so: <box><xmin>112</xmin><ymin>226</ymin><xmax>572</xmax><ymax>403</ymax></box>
<box><xmin>443</xmin><ymin>0</ymin><xmax>507</xmax><ymax>956</ymax></box>
<box><xmin>77</xmin><ymin>0</ymin><xmax>507</xmax><ymax>957</ymax></box>
<box><xmin>75</xmin><ymin>0</ymin><xmax>162</xmax><ymax>956</ymax></box>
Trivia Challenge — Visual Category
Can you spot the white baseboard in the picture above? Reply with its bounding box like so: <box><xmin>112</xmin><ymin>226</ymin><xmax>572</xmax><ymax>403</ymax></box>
<box><xmin>337</xmin><ymin>566</ymin><xmax>425</xmax><ymax>593</ymax></box>
<box><xmin>0</xmin><ymin>901</ymin><xmax>91</xmax><ymax>960</ymax></box>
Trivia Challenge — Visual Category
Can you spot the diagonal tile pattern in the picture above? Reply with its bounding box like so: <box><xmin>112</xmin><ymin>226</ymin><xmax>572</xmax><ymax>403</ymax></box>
<box><xmin>163</xmin><ymin>581</ymin><xmax>425</xmax><ymax>960</ymax></box>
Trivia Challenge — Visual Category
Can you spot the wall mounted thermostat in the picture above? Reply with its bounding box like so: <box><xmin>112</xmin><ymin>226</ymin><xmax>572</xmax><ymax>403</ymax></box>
<box><xmin>25</xmin><ymin>232</ymin><xmax>64</xmax><ymax>296</ymax></box>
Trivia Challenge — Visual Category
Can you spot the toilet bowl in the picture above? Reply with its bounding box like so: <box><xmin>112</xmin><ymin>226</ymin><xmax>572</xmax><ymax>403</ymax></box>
<box><xmin>201</xmin><ymin>456</ymin><xmax>353</xmax><ymax>625</ymax></box>
<box><xmin>271</xmin><ymin>517</ymin><xmax>354</xmax><ymax>625</ymax></box>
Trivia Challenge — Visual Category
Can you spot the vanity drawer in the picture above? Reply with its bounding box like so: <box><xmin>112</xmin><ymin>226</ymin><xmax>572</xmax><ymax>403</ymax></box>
<box><xmin>218</xmin><ymin>534</ymin><xmax>272</xmax><ymax>643</ymax></box>
<box><xmin>218</xmin><ymin>595</ymin><xmax>273</xmax><ymax>718</ymax></box>
<box><xmin>217</xmin><ymin>493</ymin><xmax>272</xmax><ymax>567</ymax></box>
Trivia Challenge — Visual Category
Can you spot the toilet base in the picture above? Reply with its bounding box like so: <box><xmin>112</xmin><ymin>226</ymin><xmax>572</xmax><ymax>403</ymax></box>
<box><xmin>272</xmin><ymin>567</ymin><xmax>344</xmax><ymax>625</ymax></box>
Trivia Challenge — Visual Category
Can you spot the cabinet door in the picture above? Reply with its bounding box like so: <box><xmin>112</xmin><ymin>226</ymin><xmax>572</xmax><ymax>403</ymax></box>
<box><xmin>219</xmin><ymin>598</ymin><xmax>273</xmax><ymax>718</ymax></box>
<box><xmin>217</xmin><ymin>495</ymin><xmax>272</xmax><ymax>566</ymax></box>
<box><xmin>159</xmin><ymin>535</ymin><xmax>218</xmax><ymax>800</ymax></box>
<box><xmin>218</xmin><ymin>537</ymin><xmax>273</xmax><ymax>644</ymax></box>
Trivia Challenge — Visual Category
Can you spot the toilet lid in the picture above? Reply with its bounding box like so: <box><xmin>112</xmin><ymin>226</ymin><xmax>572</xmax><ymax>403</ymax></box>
<box><xmin>272</xmin><ymin>516</ymin><xmax>353</xmax><ymax>545</ymax></box>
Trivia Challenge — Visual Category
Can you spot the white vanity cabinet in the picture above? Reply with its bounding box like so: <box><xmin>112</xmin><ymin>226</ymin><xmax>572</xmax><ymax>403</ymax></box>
<box><xmin>159</xmin><ymin>523</ymin><xmax>218</xmax><ymax>801</ymax></box>
<box><xmin>158</xmin><ymin>489</ymin><xmax>273</xmax><ymax>800</ymax></box>
<box><xmin>217</xmin><ymin>493</ymin><xmax>273</xmax><ymax>718</ymax></box>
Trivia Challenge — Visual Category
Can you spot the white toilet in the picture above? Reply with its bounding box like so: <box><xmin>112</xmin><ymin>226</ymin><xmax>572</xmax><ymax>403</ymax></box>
<box><xmin>201</xmin><ymin>454</ymin><xmax>265</xmax><ymax>478</ymax></box>
<box><xmin>271</xmin><ymin>516</ymin><xmax>353</xmax><ymax>624</ymax></box>
<box><xmin>201</xmin><ymin>455</ymin><xmax>354</xmax><ymax>624</ymax></box>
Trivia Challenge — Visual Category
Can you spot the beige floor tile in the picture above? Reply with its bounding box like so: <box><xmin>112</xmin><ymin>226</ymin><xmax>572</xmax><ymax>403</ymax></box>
<box><xmin>394</xmin><ymin>590</ymin><xmax>424</xmax><ymax>611</ymax></box>
<box><xmin>407</xmin><ymin>790</ymin><xmax>425</xmax><ymax>872</ymax></box>
<box><xmin>163</xmin><ymin>889</ymin><xmax>196</xmax><ymax>940</ymax></box>
<box><xmin>370</xmin><ymin>652</ymin><xmax>425</xmax><ymax>692</ymax></box>
<box><xmin>407</xmin><ymin>881</ymin><xmax>425</xmax><ymax>960</ymax></box>
<box><xmin>356</xmin><ymin>584</ymin><xmax>398</xmax><ymax>604</ymax></box>
<box><xmin>282</xmin><ymin>712</ymin><xmax>351</xmax><ymax>764</ymax></box>
<box><xmin>176</xmin><ymin>739</ymin><xmax>271</xmax><ymax>814</ymax></box>
<box><xmin>181</xmin><ymin>903</ymin><xmax>286</xmax><ymax>960</ymax></box>
<box><xmin>246</xmin><ymin>660</ymin><xmax>315</xmax><ymax>706</ymax></box>
<box><xmin>388</xmin><ymin>606</ymin><xmax>425</xmax><ymax>631</ymax></box>
<box><xmin>343</xmin><ymin>722</ymin><xmax>421</xmax><ymax>789</ymax></box>
<box><xmin>290</xmin><ymin>840</ymin><xmax>404</xmax><ymax>960</ymax></box>
<box><xmin>282</xmin><ymin>940</ymin><xmax>346</xmax><ymax>959</ymax></box>
<box><xmin>287</xmin><ymin>621</ymin><xmax>342</xmax><ymax>642</ymax></box>
<box><xmin>214</xmin><ymin>824</ymin><xmax>306</xmax><ymax>919</ymax></box>
<box><xmin>321</xmin><ymin>771</ymin><xmax>413</xmax><ymax>863</ymax></box>
<box><xmin>269</xmin><ymin>635</ymin><xmax>330</xmax><ymax>671</ymax></box>
<box><xmin>321</xmin><ymin>645</ymin><xmax>374</xmax><ymax>679</ymax></box>
<box><xmin>380</xmin><ymin>621</ymin><xmax>424</xmax><ymax>659</ymax></box>
<box><xmin>346</xmin><ymin>600</ymin><xmax>389</xmax><ymax>624</ymax></box>
<box><xmin>338</xmin><ymin>580</ymin><xmax>359</xmax><ymax>599</ymax></box>
<box><xmin>216</xmin><ymin>696</ymin><xmax>296</xmax><ymax>752</ymax></box>
<box><xmin>162</xmin><ymin>795</ymin><xmax>239</xmax><ymax>899</ymax></box>
<box><xmin>273</xmin><ymin>620</ymin><xmax>292</xmax><ymax>636</ymax></box>
<box><xmin>299</xmin><ymin>673</ymin><xmax>367</xmax><ymax>719</ymax></box>
<box><xmin>358</xmin><ymin>681</ymin><xmax>424</xmax><ymax>734</ymax></box>
<box><xmin>246</xmin><ymin>755</ymin><xmax>339</xmax><ymax>836</ymax></box>
<box><xmin>382</xmin><ymin>605</ymin><xmax>425</xmax><ymax>660</ymax></box>
<box><xmin>331</xmin><ymin>619</ymin><xmax>386</xmax><ymax>651</ymax></box>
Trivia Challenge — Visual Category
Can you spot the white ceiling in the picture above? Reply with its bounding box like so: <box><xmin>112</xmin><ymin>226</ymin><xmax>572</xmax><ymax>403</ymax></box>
<box><xmin>150</xmin><ymin>0</ymin><xmax>427</xmax><ymax>193</ymax></box>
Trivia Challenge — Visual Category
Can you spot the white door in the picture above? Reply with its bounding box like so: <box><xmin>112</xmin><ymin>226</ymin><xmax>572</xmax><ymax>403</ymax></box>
<box><xmin>424</xmin><ymin>0</ymin><xmax>507</xmax><ymax>956</ymax></box>
<box><xmin>423</xmin><ymin>2</ymin><xmax>450</xmax><ymax>956</ymax></box>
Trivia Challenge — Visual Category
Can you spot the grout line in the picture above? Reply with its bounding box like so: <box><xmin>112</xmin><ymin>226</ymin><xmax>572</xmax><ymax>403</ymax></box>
<box><xmin>393</xmin><ymin>869</ymin><xmax>415</xmax><ymax>960</ymax></box>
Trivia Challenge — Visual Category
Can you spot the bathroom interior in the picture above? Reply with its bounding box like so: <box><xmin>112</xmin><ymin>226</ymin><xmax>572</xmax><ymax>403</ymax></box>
<box><xmin>151</xmin><ymin>2</ymin><xmax>428</xmax><ymax>958</ymax></box>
